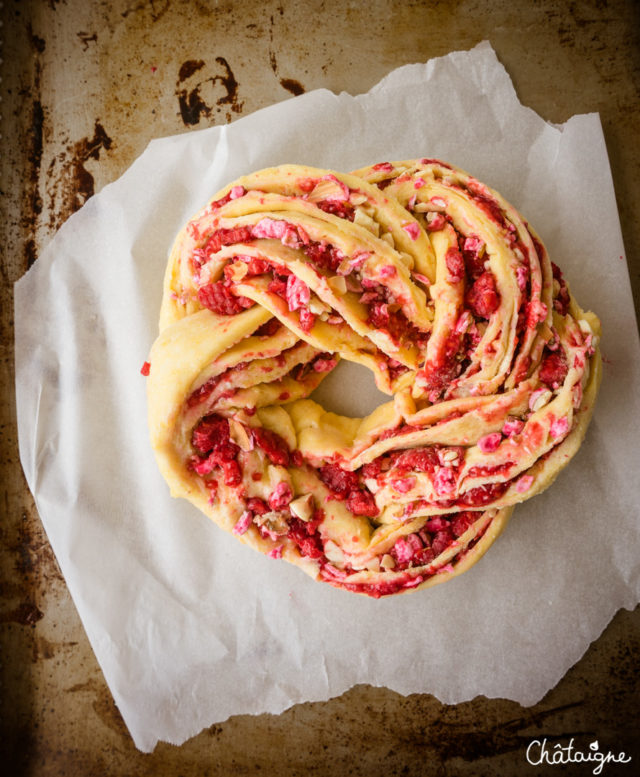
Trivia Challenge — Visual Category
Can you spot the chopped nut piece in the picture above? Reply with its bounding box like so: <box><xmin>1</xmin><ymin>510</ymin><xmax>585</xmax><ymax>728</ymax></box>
<box><xmin>354</xmin><ymin>208</ymin><xmax>380</xmax><ymax>235</ymax></box>
<box><xmin>229</xmin><ymin>418</ymin><xmax>254</xmax><ymax>451</ymax></box>
<box><xmin>381</xmin><ymin>554</ymin><xmax>396</xmax><ymax>569</ymax></box>
<box><xmin>289</xmin><ymin>493</ymin><xmax>315</xmax><ymax>522</ymax></box>
<box><xmin>309</xmin><ymin>296</ymin><xmax>330</xmax><ymax>316</ymax></box>
<box><xmin>324</xmin><ymin>540</ymin><xmax>345</xmax><ymax>565</ymax></box>
<box><xmin>365</xmin><ymin>557</ymin><xmax>381</xmax><ymax>572</ymax></box>
<box><xmin>254</xmin><ymin>511</ymin><xmax>289</xmax><ymax>536</ymax></box>
<box><xmin>350</xmin><ymin>192</ymin><xmax>368</xmax><ymax>205</ymax></box>
<box><xmin>328</xmin><ymin>275</ymin><xmax>347</xmax><ymax>295</ymax></box>
<box><xmin>226</xmin><ymin>261</ymin><xmax>248</xmax><ymax>282</ymax></box>
<box><xmin>364</xmin><ymin>478</ymin><xmax>379</xmax><ymax>493</ymax></box>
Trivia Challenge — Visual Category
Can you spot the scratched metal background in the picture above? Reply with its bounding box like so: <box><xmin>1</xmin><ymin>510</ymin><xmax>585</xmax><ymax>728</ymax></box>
<box><xmin>1</xmin><ymin>0</ymin><xmax>639</xmax><ymax>774</ymax></box>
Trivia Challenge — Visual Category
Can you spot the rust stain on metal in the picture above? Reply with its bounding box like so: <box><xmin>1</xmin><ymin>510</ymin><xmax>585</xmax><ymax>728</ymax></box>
<box><xmin>121</xmin><ymin>0</ymin><xmax>171</xmax><ymax>23</ymax></box>
<box><xmin>24</xmin><ymin>27</ymin><xmax>46</xmax><ymax>269</ymax></box>
<box><xmin>176</xmin><ymin>56</ymin><xmax>244</xmax><ymax>126</ymax></box>
<box><xmin>66</xmin><ymin>678</ymin><xmax>130</xmax><ymax>738</ymax></box>
<box><xmin>279</xmin><ymin>77</ymin><xmax>305</xmax><ymax>96</ymax></box>
<box><xmin>46</xmin><ymin>121</ymin><xmax>115</xmax><ymax>231</ymax></box>
<box><xmin>178</xmin><ymin>58</ymin><xmax>205</xmax><ymax>82</ymax></box>
<box><xmin>76</xmin><ymin>31</ymin><xmax>98</xmax><ymax>51</ymax></box>
<box><xmin>267</xmin><ymin>30</ymin><xmax>306</xmax><ymax>96</ymax></box>
<box><xmin>0</xmin><ymin>602</ymin><xmax>44</xmax><ymax>627</ymax></box>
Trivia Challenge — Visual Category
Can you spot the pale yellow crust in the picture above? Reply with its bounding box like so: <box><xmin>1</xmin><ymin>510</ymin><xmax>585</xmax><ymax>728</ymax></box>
<box><xmin>146</xmin><ymin>159</ymin><xmax>602</xmax><ymax>597</ymax></box>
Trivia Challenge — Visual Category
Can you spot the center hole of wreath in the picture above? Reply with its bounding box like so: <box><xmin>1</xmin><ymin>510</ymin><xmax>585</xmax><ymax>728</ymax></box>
<box><xmin>309</xmin><ymin>359</ymin><xmax>391</xmax><ymax>418</ymax></box>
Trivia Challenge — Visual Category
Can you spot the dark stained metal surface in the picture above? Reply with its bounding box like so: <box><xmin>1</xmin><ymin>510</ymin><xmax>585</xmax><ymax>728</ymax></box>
<box><xmin>2</xmin><ymin>0</ymin><xmax>639</xmax><ymax>773</ymax></box>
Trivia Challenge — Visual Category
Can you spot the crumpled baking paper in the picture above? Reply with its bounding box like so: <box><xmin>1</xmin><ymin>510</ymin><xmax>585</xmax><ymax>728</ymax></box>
<box><xmin>15</xmin><ymin>41</ymin><xmax>640</xmax><ymax>752</ymax></box>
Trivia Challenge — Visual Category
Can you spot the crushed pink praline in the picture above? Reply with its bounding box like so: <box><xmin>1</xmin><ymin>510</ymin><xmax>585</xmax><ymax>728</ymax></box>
<box><xmin>402</xmin><ymin>222</ymin><xmax>420</xmax><ymax>241</ymax></box>
<box><xmin>478</xmin><ymin>432</ymin><xmax>502</xmax><ymax>453</ymax></box>
<box><xmin>232</xmin><ymin>510</ymin><xmax>253</xmax><ymax>536</ymax></box>
<box><xmin>502</xmin><ymin>418</ymin><xmax>524</xmax><ymax>437</ymax></box>
<box><xmin>515</xmin><ymin>475</ymin><xmax>534</xmax><ymax>493</ymax></box>
<box><xmin>550</xmin><ymin>415</ymin><xmax>570</xmax><ymax>439</ymax></box>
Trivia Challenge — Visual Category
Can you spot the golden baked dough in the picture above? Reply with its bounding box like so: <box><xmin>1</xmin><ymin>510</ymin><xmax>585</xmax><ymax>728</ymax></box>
<box><xmin>146</xmin><ymin>159</ymin><xmax>601</xmax><ymax>597</ymax></box>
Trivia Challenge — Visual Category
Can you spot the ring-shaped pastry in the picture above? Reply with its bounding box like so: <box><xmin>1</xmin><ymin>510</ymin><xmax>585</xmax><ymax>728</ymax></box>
<box><xmin>146</xmin><ymin>159</ymin><xmax>601</xmax><ymax>597</ymax></box>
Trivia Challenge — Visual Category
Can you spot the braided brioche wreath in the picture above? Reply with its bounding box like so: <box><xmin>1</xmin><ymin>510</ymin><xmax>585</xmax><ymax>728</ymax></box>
<box><xmin>145</xmin><ymin>158</ymin><xmax>601</xmax><ymax>598</ymax></box>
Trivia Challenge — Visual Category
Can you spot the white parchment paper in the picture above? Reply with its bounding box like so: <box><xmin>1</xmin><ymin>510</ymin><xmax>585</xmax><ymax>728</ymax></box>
<box><xmin>15</xmin><ymin>42</ymin><xmax>640</xmax><ymax>752</ymax></box>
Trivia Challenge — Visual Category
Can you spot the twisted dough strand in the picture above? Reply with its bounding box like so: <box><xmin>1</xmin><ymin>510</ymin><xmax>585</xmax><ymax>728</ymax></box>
<box><xmin>147</xmin><ymin>159</ymin><xmax>601</xmax><ymax>597</ymax></box>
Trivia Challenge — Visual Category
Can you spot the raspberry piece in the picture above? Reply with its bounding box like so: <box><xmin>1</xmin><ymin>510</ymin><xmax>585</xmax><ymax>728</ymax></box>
<box><xmin>191</xmin><ymin>415</ymin><xmax>234</xmax><ymax>456</ymax></box>
<box><xmin>246</xmin><ymin>257</ymin><xmax>271</xmax><ymax>276</ymax></box>
<box><xmin>346</xmin><ymin>489</ymin><xmax>379</xmax><ymax>517</ymax></box>
<box><xmin>287</xmin><ymin>517</ymin><xmax>324</xmax><ymax>559</ymax></box>
<box><xmin>432</xmin><ymin>528</ymin><xmax>454</xmax><ymax>556</ymax></box>
<box><xmin>198</xmin><ymin>282</ymin><xmax>253</xmax><ymax>315</ymax></box>
<box><xmin>186</xmin><ymin>375</ymin><xmax>221</xmax><ymax>408</ymax></box>
<box><xmin>451</xmin><ymin>512</ymin><xmax>476</xmax><ymax>537</ymax></box>
<box><xmin>246</xmin><ymin>497</ymin><xmax>269</xmax><ymax>515</ymax></box>
<box><xmin>318</xmin><ymin>464</ymin><xmax>359</xmax><ymax>498</ymax></box>
<box><xmin>539</xmin><ymin>348</ymin><xmax>568</xmax><ymax>389</ymax></box>
<box><xmin>424</xmin><ymin>517</ymin><xmax>449</xmax><ymax>532</ymax></box>
<box><xmin>298</xmin><ymin>308</ymin><xmax>316</xmax><ymax>333</ymax></box>
<box><xmin>302</xmin><ymin>241</ymin><xmax>342</xmax><ymax>272</ymax></box>
<box><xmin>254</xmin><ymin>318</ymin><xmax>281</xmax><ymax>337</ymax></box>
<box><xmin>267</xmin><ymin>276</ymin><xmax>288</xmax><ymax>298</ymax></box>
<box><xmin>216</xmin><ymin>225</ymin><xmax>254</xmax><ymax>246</ymax></box>
<box><xmin>251</xmin><ymin>426</ymin><xmax>290</xmax><ymax>466</ymax></box>
<box><xmin>460</xmin><ymin>481</ymin><xmax>509</xmax><ymax>506</ymax></box>
<box><xmin>421</xmin><ymin>330</ymin><xmax>463</xmax><ymax>398</ymax></box>
<box><xmin>462</xmin><ymin>236</ymin><xmax>486</xmax><ymax>279</ymax></box>
<box><xmin>445</xmin><ymin>246</ymin><xmax>465</xmax><ymax>283</ymax></box>
<box><xmin>395</xmin><ymin>448</ymin><xmax>439</xmax><ymax>475</ymax></box>
<box><xmin>466</xmin><ymin>272</ymin><xmax>500</xmax><ymax>319</ymax></box>
<box><xmin>361</xmin><ymin>458</ymin><xmax>384</xmax><ymax>479</ymax></box>
<box><xmin>316</xmin><ymin>200</ymin><xmax>355</xmax><ymax>220</ymax></box>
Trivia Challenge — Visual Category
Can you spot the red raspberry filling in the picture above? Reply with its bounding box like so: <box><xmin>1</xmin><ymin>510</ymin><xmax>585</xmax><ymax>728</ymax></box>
<box><xmin>539</xmin><ymin>347</ymin><xmax>568</xmax><ymax>389</ymax></box>
<box><xmin>198</xmin><ymin>281</ymin><xmax>254</xmax><ymax>315</ymax></box>
<box><xmin>251</xmin><ymin>426</ymin><xmax>291</xmax><ymax>466</ymax></box>
<box><xmin>346</xmin><ymin>489</ymin><xmax>379</xmax><ymax>517</ymax></box>
<box><xmin>394</xmin><ymin>448</ymin><xmax>440</xmax><ymax>475</ymax></box>
<box><xmin>421</xmin><ymin>330</ymin><xmax>465</xmax><ymax>398</ymax></box>
<box><xmin>190</xmin><ymin>414</ymin><xmax>242</xmax><ymax>486</ymax></box>
<box><xmin>191</xmin><ymin>415</ymin><xmax>235</xmax><ymax>456</ymax></box>
<box><xmin>316</xmin><ymin>200</ymin><xmax>355</xmax><ymax>220</ymax></box>
<box><xmin>445</xmin><ymin>246</ymin><xmax>465</xmax><ymax>283</ymax></box>
<box><xmin>298</xmin><ymin>308</ymin><xmax>316</xmax><ymax>333</ymax></box>
<box><xmin>254</xmin><ymin>318</ymin><xmax>281</xmax><ymax>338</ymax></box>
<box><xmin>466</xmin><ymin>271</ymin><xmax>500</xmax><ymax>319</ymax></box>
<box><xmin>461</xmin><ymin>235</ymin><xmax>486</xmax><ymax>279</ymax></box>
<box><xmin>246</xmin><ymin>497</ymin><xmax>269</xmax><ymax>515</ymax></box>
<box><xmin>459</xmin><ymin>481</ymin><xmax>509</xmax><ymax>506</ymax></box>
<box><xmin>186</xmin><ymin>374</ymin><xmax>222</xmax><ymax>408</ymax></box>
<box><xmin>318</xmin><ymin>463</ymin><xmax>360</xmax><ymax>497</ymax></box>
<box><xmin>302</xmin><ymin>241</ymin><xmax>343</xmax><ymax>273</ymax></box>
<box><xmin>287</xmin><ymin>516</ymin><xmax>324</xmax><ymax>560</ymax></box>
<box><xmin>319</xmin><ymin>463</ymin><xmax>379</xmax><ymax>517</ymax></box>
